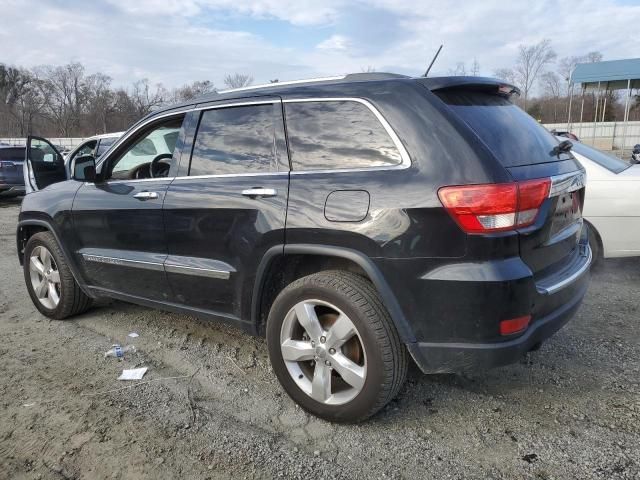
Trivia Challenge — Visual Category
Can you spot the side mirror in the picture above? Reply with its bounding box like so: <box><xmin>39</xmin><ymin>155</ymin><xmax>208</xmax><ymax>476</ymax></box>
<box><xmin>72</xmin><ymin>154</ymin><xmax>96</xmax><ymax>182</ymax></box>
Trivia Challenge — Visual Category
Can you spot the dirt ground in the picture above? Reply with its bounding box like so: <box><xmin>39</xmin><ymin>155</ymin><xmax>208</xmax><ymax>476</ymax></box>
<box><xmin>0</xmin><ymin>196</ymin><xmax>638</xmax><ymax>480</ymax></box>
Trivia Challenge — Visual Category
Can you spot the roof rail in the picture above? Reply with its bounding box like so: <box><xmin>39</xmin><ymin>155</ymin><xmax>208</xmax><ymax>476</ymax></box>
<box><xmin>218</xmin><ymin>75</ymin><xmax>346</xmax><ymax>94</ymax></box>
<box><xmin>217</xmin><ymin>72</ymin><xmax>410</xmax><ymax>94</ymax></box>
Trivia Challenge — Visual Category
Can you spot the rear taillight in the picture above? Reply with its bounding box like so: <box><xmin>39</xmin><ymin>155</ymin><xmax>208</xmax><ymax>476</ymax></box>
<box><xmin>438</xmin><ymin>179</ymin><xmax>550</xmax><ymax>234</ymax></box>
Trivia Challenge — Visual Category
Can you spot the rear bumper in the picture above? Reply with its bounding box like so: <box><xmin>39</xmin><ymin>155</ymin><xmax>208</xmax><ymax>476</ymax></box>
<box><xmin>406</xmin><ymin>246</ymin><xmax>591</xmax><ymax>373</ymax></box>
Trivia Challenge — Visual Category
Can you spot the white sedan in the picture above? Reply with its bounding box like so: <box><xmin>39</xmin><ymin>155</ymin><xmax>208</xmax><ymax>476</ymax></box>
<box><xmin>568</xmin><ymin>140</ymin><xmax>640</xmax><ymax>263</ymax></box>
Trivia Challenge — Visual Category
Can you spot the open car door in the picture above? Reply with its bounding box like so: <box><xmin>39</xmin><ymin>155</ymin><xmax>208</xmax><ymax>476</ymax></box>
<box><xmin>24</xmin><ymin>136</ymin><xmax>68</xmax><ymax>194</ymax></box>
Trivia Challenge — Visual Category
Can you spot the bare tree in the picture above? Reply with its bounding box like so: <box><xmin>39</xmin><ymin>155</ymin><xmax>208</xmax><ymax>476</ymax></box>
<box><xmin>585</xmin><ymin>51</ymin><xmax>603</xmax><ymax>63</ymax></box>
<box><xmin>85</xmin><ymin>73</ymin><xmax>114</xmax><ymax>134</ymax></box>
<box><xmin>470</xmin><ymin>58</ymin><xmax>481</xmax><ymax>76</ymax></box>
<box><xmin>223</xmin><ymin>73</ymin><xmax>253</xmax><ymax>89</ymax></box>
<box><xmin>129</xmin><ymin>79</ymin><xmax>167</xmax><ymax>117</ymax></box>
<box><xmin>494</xmin><ymin>68</ymin><xmax>517</xmax><ymax>84</ymax></box>
<box><xmin>540</xmin><ymin>71</ymin><xmax>562</xmax><ymax>122</ymax></box>
<box><xmin>360</xmin><ymin>66</ymin><xmax>376</xmax><ymax>73</ymax></box>
<box><xmin>34</xmin><ymin>63</ymin><xmax>89</xmax><ymax>136</ymax></box>
<box><xmin>171</xmin><ymin>80</ymin><xmax>216</xmax><ymax>102</ymax></box>
<box><xmin>513</xmin><ymin>39</ymin><xmax>557</xmax><ymax>110</ymax></box>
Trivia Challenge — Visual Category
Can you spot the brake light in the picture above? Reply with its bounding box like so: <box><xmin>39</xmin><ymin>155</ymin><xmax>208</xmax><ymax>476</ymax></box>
<box><xmin>500</xmin><ymin>315</ymin><xmax>531</xmax><ymax>336</ymax></box>
<box><xmin>438</xmin><ymin>179</ymin><xmax>550</xmax><ymax>233</ymax></box>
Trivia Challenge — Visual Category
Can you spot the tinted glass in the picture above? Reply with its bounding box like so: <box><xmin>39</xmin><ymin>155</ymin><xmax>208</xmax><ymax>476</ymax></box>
<box><xmin>285</xmin><ymin>101</ymin><xmax>402</xmax><ymax>170</ymax></box>
<box><xmin>0</xmin><ymin>147</ymin><xmax>25</xmax><ymax>162</ymax></box>
<box><xmin>435</xmin><ymin>90</ymin><xmax>572</xmax><ymax>167</ymax></box>
<box><xmin>69</xmin><ymin>140</ymin><xmax>97</xmax><ymax>163</ymax></box>
<box><xmin>190</xmin><ymin>104</ymin><xmax>276</xmax><ymax>176</ymax></box>
<box><xmin>96</xmin><ymin>137</ymin><xmax>117</xmax><ymax>156</ymax></box>
<box><xmin>570</xmin><ymin>140</ymin><xmax>630</xmax><ymax>174</ymax></box>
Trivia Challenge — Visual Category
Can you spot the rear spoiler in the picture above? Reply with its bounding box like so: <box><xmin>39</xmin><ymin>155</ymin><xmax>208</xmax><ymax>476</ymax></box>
<box><xmin>418</xmin><ymin>76</ymin><xmax>520</xmax><ymax>97</ymax></box>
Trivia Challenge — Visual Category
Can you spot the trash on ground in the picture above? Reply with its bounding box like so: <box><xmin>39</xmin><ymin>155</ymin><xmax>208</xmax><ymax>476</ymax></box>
<box><xmin>118</xmin><ymin>367</ymin><xmax>148</xmax><ymax>381</ymax></box>
<box><xmin>104</xmin><ymin>344</ymin><xmax>136</xmax><ymax>359</ymax></box>
<box><xmin>128</xmin><ymin>332</ymin><xmax>139</xmax><ymax>338</ymax></box>
<box><xmin>23</xmin><ymin>403</ymin><xmax>35</xmax><ymax>407</ymax></box>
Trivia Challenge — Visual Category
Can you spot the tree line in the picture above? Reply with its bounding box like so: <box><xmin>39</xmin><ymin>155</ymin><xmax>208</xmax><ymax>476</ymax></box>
<box><xmin>3</xmin><ymin>46</ymin><xmax>640</xmax><ymax>138</ymax></box>
<box><xmin>0</xmin><ymin>63</ymin><xmax>253</xmax><ymax>138</ymax></box>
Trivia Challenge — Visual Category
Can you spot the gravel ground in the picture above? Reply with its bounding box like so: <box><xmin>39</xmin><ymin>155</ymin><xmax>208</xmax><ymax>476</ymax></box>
<box><xmin>0</xmin><ymin>196</ymin><xmax>638</xmax><ymax>480</ymax></box>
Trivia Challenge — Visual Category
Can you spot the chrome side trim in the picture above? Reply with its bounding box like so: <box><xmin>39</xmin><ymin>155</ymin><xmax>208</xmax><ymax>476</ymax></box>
<box><xmin>536</xmin><ymin>245</ymin><xmax>592</xmax><ymax>295</ymax></box>
<box><xmin>82</xmin><ymin>254</ymin><xmax>165</xmax><ymax>271</ymax></box>
<box><xmin>84</xmin><ymin>177</ymin><xmax>176</xmax><ymax>186</ymax></box>
<box><xmin>548</xmin><ymin>171</ymin><xmax>586</xmax><ymax>197</ymax></box>
<box><xmin>164</xmin><ymin>263</ymin><xmax>231</xmax><ymax>280</ymax></box>
<box><xmin>218</xmin><ymin>76</ymin><xmax>346</xmax><ymax>94</ymax></box>
<box><xmin>283</xmin><ymin>97</ymin><xmax>411</xmax><ymax>170</ymax></box>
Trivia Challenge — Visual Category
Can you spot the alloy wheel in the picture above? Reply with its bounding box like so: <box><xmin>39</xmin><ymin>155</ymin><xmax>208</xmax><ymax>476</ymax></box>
<box><xmin>29</xmin><ymin>246</ymin><xmax>61</xmax><ymax>309</ymax></box>
<box><xmin>279</xmin><ymin>299</ymin><xmax>367</xmax><ymax>405</ymax></box>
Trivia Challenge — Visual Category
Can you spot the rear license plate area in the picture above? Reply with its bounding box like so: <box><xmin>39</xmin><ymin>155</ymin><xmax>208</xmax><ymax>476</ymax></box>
<box><xmin>550</xmin><ymin>191</ymin><xmax>581</xmax><ymax>238</ymax></box>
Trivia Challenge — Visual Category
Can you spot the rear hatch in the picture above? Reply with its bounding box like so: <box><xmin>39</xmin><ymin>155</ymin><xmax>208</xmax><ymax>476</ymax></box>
<box><xmin>0</xmin><ymin>147</ymin><xmax>26</xmax><ymax>186</ymax></box>
<box><xmin>428</xmin><ymin>81</ymin><xmax>587</xmax><ymax>280</ymax></box>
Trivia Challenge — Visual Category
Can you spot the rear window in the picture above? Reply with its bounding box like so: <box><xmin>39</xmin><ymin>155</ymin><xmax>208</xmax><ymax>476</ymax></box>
<box><xmin>570</xmin><ymin>141</ymin><xmax>630</xmax><ymax>174</ymax></box>
<box><xmin>0</xmin><ymin>148</ymin><xmax>25</xmax><ymax>162</ymax></box>
<box><xmin>435</xmin><ymin>90</ymin><xmax>571</xmax><ymax>167</ymax></box>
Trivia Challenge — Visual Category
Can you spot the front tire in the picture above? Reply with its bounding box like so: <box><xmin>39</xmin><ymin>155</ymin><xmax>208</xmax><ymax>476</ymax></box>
<box><xmin>266</xmin><ymin>271</ymin><xmax>407</xmax><ymax>423</ymax></box>
<box><xmin>23</xmin><ymin>232</ymin><xmax>92</xmax><ymax>319</ymax></box>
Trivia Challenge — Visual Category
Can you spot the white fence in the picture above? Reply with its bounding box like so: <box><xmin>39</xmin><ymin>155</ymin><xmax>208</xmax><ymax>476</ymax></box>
<box><xmin>543</xmin><ymin>121</ymin><xmax>640</xmax><ymax>153</ymax></box>
<box><xmin>0</xmin><ymin>138</ymin><xmax>85</xmax><ymax>150</ymax></box>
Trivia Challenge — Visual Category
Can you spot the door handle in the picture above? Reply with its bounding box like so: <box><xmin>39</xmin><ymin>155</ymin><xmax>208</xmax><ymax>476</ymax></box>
<box><xmin>241</xmin><ymin>188</ymin><xmax>277</xmax><ymax>198</ymax></box>
<box><xmin>133</xmin><ymin>191</ymin><xmax>159</xmax><ymax>200</ymax></box>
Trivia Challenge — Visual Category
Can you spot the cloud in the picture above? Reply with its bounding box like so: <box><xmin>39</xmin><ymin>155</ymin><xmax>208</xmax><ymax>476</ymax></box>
<box><xmin>1</xmin><ymin>0</ymin><xmax>639</xmax><ymax>90</ymax></box>
<box><xmin>316</xmin><ymin>35</ymin><xmax>351</xmax><ymax>51</ymax></box>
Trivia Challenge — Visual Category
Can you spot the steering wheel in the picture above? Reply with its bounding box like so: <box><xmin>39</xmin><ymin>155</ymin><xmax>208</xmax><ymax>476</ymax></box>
<box><xmin>150</xmin><ymin>153</ymin><xmax>173</xmax><ymax>178</ymax></box>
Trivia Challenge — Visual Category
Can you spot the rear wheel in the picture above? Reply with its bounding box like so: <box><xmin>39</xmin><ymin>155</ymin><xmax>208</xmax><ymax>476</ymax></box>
<box><xmin>266</xmin><ymin>271</ymin><xmax>407</xmax><ymax>423</ymax></box>
<box><xmin>24</xmin><ymin>232</ymin><xmax>92</xmax><ymax>319</ymax></box>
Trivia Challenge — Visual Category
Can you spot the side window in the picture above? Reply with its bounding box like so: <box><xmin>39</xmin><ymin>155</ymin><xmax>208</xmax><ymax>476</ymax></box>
<box><xmin>96</xmin><ymin>137</ymin><xmax>117</xmax><ymax>157</ymax></box>
<box><xmin>69</xmin><ymin>140</ymin><xmax>97</xmax><ymax>163</ymax></box>
<box><xmin>285</xmin><ymin>100</ymin><xmax>402</xmax><ymax>171</ymax></box>
<box><xmin>107</xmin><ymin>116</ymin><xmax>184</xmax><ymax>180</ymax></box>
<box><xmin>189</xmin><ymin>104</ymin><xmax>276</xmax><ymax>176</ymax></box>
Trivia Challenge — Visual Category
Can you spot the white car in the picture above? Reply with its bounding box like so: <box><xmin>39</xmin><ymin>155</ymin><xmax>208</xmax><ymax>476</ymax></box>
<box><xmin>567</xmin><ymin>140</ymin><xmax>640</xmax><ymax>262</ymax></box>
<box><xmin>64</xmin><ymin>132</ymin><xmax>124</xmax><ymax>166</ymax></box>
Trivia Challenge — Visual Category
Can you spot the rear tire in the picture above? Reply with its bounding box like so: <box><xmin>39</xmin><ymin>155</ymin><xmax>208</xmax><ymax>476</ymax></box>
<box><xmin>266</xmin><ymin>271</ymin><xmax>407</xmax><ymax>423</ymax></box>
<box><xmin>23</xmin><ymin>232</ymin><xmax>92</xmax><ymax>319</ymax></box>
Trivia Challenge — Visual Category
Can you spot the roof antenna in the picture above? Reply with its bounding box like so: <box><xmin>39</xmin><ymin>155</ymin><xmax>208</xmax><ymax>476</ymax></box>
<box><xmin>423</xmin><ymin>44</ymin><xmax>443</xmax><ymax>77</ymax></box>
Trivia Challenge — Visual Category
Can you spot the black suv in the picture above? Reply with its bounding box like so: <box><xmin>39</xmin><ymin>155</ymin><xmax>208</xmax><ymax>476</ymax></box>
<box><xmin>17</xmin><ymin>74</ymin><xmax>591</xmax><ymax>422</ymax></box>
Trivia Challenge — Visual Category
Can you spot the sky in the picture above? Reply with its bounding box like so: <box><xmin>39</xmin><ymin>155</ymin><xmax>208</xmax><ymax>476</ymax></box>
<box><xmin>2</xmin><ymin>0</ymin><xmax>640</xmax><ymax>89</ymax></box>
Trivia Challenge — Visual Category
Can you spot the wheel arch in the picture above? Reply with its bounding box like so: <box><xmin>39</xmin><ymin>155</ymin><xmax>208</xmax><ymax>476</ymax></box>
<box><xmin>584</xmin><ymin>219</ymin><xmax>604</xmax><ymax>260</ymax></box>
<box><xmin>17</xmin><ymin>218</ymin><xmax>93</xmax><ymax>297</ymax></box>
<box><xmin>251</xmin><ymin>244</ymin><xmax>415</xmax><ymax>343</ymax></box>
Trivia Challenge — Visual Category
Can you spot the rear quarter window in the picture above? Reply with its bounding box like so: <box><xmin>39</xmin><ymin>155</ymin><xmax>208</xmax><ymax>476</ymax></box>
<box><xmin>284</xmin><ymin>100</ymin><xmax>402</xmax><ymax>171</ymax></box>
<box><xmin>435</xmin><ymin>90</ymin><xmax>571</xmax><ymax>167</ymax></box>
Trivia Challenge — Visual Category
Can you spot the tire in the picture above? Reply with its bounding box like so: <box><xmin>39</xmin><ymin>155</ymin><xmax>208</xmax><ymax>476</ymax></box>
<box><xmin>266</xmin><ymin>270</ymin><xmax>407</xmax><ymax>423</ymax></box>
<box><xmin>586</xmin><ymin>222</ymin><xmax>602</xmax><ymax>269</ymax></box>
<box><xmin>23</xmin><ymin>231</ymin><xmax>92</xmax><ymax>320</ymax></box>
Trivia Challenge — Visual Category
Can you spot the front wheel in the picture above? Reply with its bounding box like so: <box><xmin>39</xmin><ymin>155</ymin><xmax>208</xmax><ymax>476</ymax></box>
<box><xmin>23</xmin><ymin>232</ymin><xmax>92</xmax><ymax>319</ymax></box>
<box><xmin>266</xmin><ymin>271</ymin><xmax>407</xmax><ymax>423</ymax></box>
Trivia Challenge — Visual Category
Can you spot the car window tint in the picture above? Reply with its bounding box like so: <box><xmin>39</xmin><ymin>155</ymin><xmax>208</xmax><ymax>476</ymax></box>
<box><xmin>0</xmin><ymin>148</ymin><xmax>25</xmax><ymax>161</ymax></box>
<box><xmin>284</xmin><ymin>101</ymin><xmax>402</xmax><ymax>171</ymax></box>
<box><xmin>189</xmin><ymin>104</ymin><xmax>276</xmax><ymax>176</ymax></box>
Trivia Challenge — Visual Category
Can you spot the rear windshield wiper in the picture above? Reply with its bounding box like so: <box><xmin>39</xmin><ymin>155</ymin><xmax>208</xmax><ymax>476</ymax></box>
<box><xmin>551</xmin><ymin>139</ymin><xmax>573</xmax><ymax>157</ymax></box>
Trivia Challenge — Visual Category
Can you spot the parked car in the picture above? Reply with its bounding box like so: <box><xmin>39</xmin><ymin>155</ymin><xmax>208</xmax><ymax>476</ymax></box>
<box><xmin>0</xmin><ymin>145</ymin><xmax>26</xmax><ymax>197</ymax></box>
<box><xmin>18</xmin><ymin>74</ymin><xmax>591</xmax><ymax>422</ymax></box>
<box><xmin>63</xmin><ymin>132</ymin><xmax>123</xmax><ymax>170</ymax></box>
<box><xmin>562</xmin><ymin>138</ymin><xmax>640</xmax><ymax>262</ymax></box>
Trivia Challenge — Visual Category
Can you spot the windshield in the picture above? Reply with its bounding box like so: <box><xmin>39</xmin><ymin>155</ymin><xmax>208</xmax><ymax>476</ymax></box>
<box><xmin>435</xmin><ymin>90</ymin><xmax>572</xmax><ymax>167</ymax></box>
<box><xmin>569</xmin><ymin>141</ymin><xmax>630</xmax><ymax>174</ymax></box>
